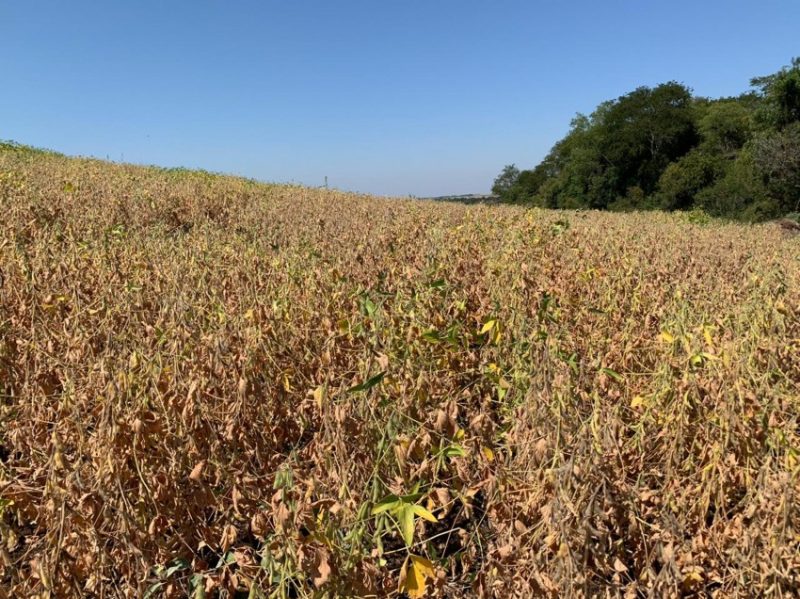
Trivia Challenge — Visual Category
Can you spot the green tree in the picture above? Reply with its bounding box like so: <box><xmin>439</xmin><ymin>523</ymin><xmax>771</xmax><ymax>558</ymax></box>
<box><xmin>594</xmin><ymin>83</ymin><xmax>698</xmax><ymax>202</ymax></box>
<box><xmin>519</xmin><ymin>83</ymin><xmax>699</xmax><ymax>209</ymax></box>
<box><xmin>493</xmin><ymin>58</ymin><xmax>800</xmax><ymax>220</ymax></box>
<box><xmin>507</xmin><ymin>168</ymin><xmax>549</xmax><ymax>203</ymax></box>
<box><xmin>752</xmin><ymin>58</ymin><xmax>800</xmax><ymax>129</ymax></box>
<box><xmin>750</xmin><ymin>122</ymin><xmax>800</xmax><ymax>213</ymax></box>
<box><xmin>491</xmin><ymin>164</ymin><xmax>520</xmax><ymax>200</ymax></box>
<box><xmin>695</xmin><ymin>150</ymin><xmax>770</xmax><ymax>219</ymax></box>
<box><xmin>655</xmin><ymin>149</ymin><xmax>725</xmax><ymax>211</ymax></box>
<box><xmin>697</xmin><ymin>99</ymin><xmax>754</xmax><ymax>154</ymax></box>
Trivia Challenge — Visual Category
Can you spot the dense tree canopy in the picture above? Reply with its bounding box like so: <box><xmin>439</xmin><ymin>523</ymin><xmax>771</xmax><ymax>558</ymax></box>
<box><xmin>494</xmin><ymin>59</ymin><xmax>800</xmax><ymax>220</ymax></box>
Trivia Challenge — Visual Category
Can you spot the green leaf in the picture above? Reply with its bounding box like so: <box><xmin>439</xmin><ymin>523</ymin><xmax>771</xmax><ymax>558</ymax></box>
<box><xmin>192</xmin><ymin>574</ymin><xmax>207</xmax><ymax>599</ymax></box>
<box><xmin>422</xmin><ymin>329</ymin><xmax>442</xmax><ymax>343</ymax></box>
<box><xmin>400</xmin><ymin>504</ymin><xmax>415</xmax><ymax>547</ymax></box>
<box><xmin>371</xmin><ymin>497</ymin><xmax>400</xmax><ymax>515</ymax></box>
<box><xmin>600</xmin><ymin>367</ymin><xmax>624</xmax><ymax>382</ymax></box>
<box><xmin>397</xmin><ymin>491</ymin><xmax>425</xmax><ymax>503</ymax></box>
<box><xmin>347</xmin><ymin>371</ymin><xmax>386</xmax><ymax>393</ymax></box>
<box><xmin>442</xmin><ymin>444</ymin><xmax>466</xmax><ymax>458</ymax></box>
<box><xmin>361</xmin><ymin>294</ymin><xmax>378</xmax><ymax>316</ymax></box>
<box><xmin>144</xmin><ymin>582</ymin><xmax>165</xmax><ymax>599</ymax></box>
<box><xmin>165</xmin><ymin>558</ymin><xmax>190</xmax><ymax>577</ymax></box>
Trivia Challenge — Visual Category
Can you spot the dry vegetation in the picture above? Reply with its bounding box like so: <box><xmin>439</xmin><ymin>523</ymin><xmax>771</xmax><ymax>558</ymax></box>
<box><xmin>1</xmin><ymin>143</ymin><xmax>799</xmax><ymax>598</ymax></box>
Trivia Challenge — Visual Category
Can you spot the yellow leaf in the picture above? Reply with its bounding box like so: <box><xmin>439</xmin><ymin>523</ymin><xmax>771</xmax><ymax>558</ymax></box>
<box><xmin>53</xmin><ymin>449</ymin><xmax>65</xmax><ymax>470</ymax></box>
<box><xmin>703</xmin><ymin>326</ymin><xmax>713</xmax><ymax>347</ymax></box>
<box><xmin>681</xmin><ymin>569</ymin><xmax>704</xmax><ymax>588</ymax></box>
<box><xmin>659</xmin><ymin>331</ymin><xmax>674</xmax><ymax>344</ymax></box>
<box><xmin>480</xmin><ymin>319</ymin><xmax>496</xmax><ymax>334</ymax></box>
<box><xmin>400</xmin><ymin>555</ymin><xmax>436</xmax><ymax>599</ymax></box>
<box><xmin>312</xmin><ymin>386</ymin><xmax>324</xmax><ymax>408</ymax></box>
<box><xmin>482</xmin><ymin>446</ymin><xmax>495</xmax><ymax>462</ymax></box>
<box><xmin>557</xmin><ymin>542</ymin><xmax>570</xmax><ymax>558</ymax></box>
<box><xmin>411</xmin><ymin>504</ymin><xmax>438</xmax><ymax>523</ymax></box>
<box><xmin>631</xmin><ymin>395</ymin><xmax>645</xmax><ymax>408</ymax></box>
<box><xmin>786</xmin><ymin>452</ymin><xmax>797</xmax><ymax>469</ymax></box>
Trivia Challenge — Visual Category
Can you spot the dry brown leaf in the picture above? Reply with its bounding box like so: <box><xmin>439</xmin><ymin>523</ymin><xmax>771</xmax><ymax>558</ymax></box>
<box><xmin>250</xmin><ymin>512</ymin><xmax>269</xmax><ymax>540</ymax></box>
<box><xmin>188</xmin><ymin>460</ymin><xmax>205</xmax><ymax>482</ymax></box>
<box><xmin>220</xmin><ymin>524</ymin><xmax>237</xmax><ymax>552</ymax></box>
<box><xmin>312</xmin><ymin>548</ymin><xmax>331</xmax><ymax>588</ymax></box>
<box><xmin>497</xmin><ymin>544</ymin><xmax>514</xmax><ymax>559</ymax></box>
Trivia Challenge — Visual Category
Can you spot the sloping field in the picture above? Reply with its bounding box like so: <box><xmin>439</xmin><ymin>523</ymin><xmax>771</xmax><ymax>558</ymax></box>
<box><xmin>1</xmin><ymin>144</ymin><xmax>798</xmax><ymax>598</ymax></box>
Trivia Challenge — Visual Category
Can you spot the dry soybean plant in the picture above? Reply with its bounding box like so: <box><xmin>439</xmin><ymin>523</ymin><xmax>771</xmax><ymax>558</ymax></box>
<box><xmin>0</xmin><ymin>143</ymin><xmax>799</xmax><ymax>598</ymax></box>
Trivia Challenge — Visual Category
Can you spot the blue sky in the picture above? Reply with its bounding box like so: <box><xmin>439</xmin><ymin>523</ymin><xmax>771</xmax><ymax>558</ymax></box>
<box><xmin>2</xmin><ymin>1</ymin><xmax>799</xmax><ymax>197</ymax></box>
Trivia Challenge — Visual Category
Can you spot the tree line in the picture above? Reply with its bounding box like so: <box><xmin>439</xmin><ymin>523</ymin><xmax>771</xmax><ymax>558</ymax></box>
<box><xmin>493</xmin><ymin>59</ymin><xmax>800</xmax><ymax>221</ymax></box>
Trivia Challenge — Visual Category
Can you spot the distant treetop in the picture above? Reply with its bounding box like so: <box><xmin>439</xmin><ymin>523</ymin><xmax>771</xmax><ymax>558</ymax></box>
<box><xmin>493</xmin><ymin>58</ymin><xmax>800</xmax><ymax>221</ymax></box>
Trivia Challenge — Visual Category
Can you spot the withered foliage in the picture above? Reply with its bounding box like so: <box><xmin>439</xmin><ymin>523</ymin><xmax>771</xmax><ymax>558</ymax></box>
<box><xmin>0</xmin><ymin>146</ymin><xmax>798</xmax><ymax>598</ymax></box>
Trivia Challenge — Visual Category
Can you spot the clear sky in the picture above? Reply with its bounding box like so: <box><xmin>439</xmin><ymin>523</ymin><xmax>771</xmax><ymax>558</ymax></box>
<box><xmin>2</xmin><ymin>1</ymin><xmax>799</xmax><ymax>197</ymax></box>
